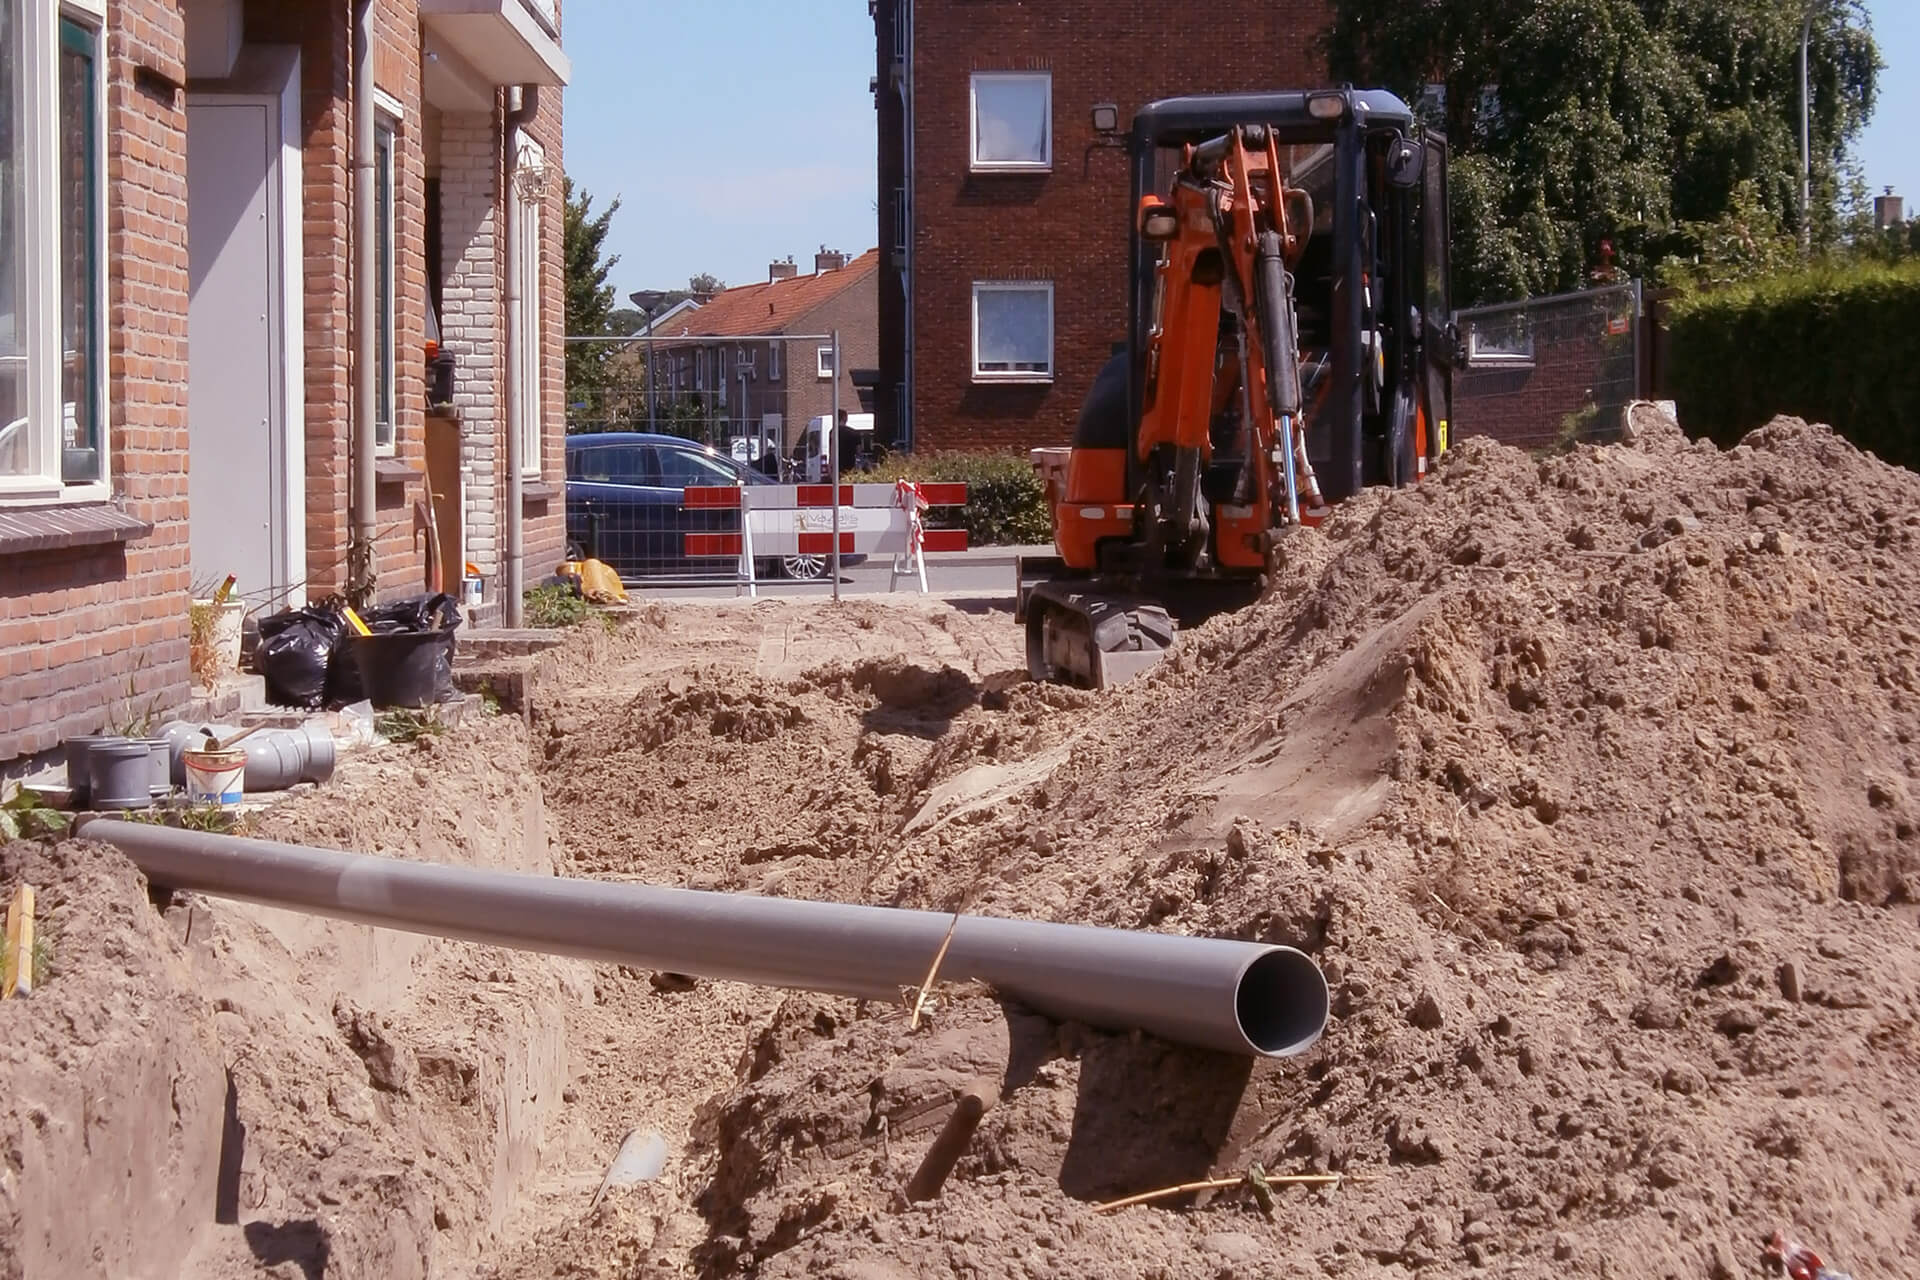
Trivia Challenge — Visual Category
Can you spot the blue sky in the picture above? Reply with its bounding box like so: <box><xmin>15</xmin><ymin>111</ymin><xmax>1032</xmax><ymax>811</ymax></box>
<box><xmin>562</xmin><ymin>2</ymin><xmax>1919</xmax><ymax>302</ymax></box>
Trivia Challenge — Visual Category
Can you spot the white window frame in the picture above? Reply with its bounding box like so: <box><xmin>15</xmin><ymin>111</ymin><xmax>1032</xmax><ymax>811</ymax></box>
<box><xmin>372</xmin><ymin>108</ymin><xmax>399</xmax><ymax>456</ymax></box>
<box><xmin>1464</xmin><ymin>311</ymin><xmax>1536</xmax><ymax>368</ymax></box>
<box><xmin>969</xmin><ymin>71</ymin><xmax>1051</xmax><ymax>173</ymax></box>
<box><xmin>970</xmin><ymin>281</ymin><xmax>1054</xmax><ymax>383</ymax></box>
<box><xmin>767</xmin><ymin>340</ymin><xmax>781</xmax><ymax>382</ymax></box>
<box><xmin>816</xmin><ymin>344</ymin><xmax>836</xmax><ymax>380</ymax></box>
<box><xmin>0</xmin><ymin>0</ymin><xmax>110</xmax><ymax>506</ymax></box>
<box><xmin>512</xmin><ymin>131</ymin><xmax>545</xmax><ymax>479</ymax></box>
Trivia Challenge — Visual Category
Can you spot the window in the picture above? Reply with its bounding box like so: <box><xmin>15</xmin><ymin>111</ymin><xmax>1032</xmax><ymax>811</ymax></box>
<box><xmin>969</xmin><ymin>72</ymin><xmax>1050</xmax><ymax>172</ymax></box>
<box><xmin>512</xmin><ymin>132</ymin><xmax>544</xmax><ymax>478</ymax></box>
<box><xmin>573</xmin><ymin>444</ymin><xmax>652</xmax><ymax>485</ymax></box>
<box><xmin>1465</xmin><ymin>311</ymin><xmax>1534</xmax><ymax>367</ymax></box>
<box><xmin>971</xmin><ymin>282</ymin><xmax>1053</xmax><ymax>381</ymax></box>
<box><xmin>816</xmin><ymin>345</ymin><xmax>834</xmax><ymax>379</ymax></box>
<box><xmin>767</xmin><ymin>340</ymin><xmax>781</xmax><ymax>381</ymax></box>
<box><xmin>654</xmin><ymin>442</ymin><xmax>743</xmax><ymax>487</ymax></box>
<box><xmin>0</xmin><ymin>3</ymin><xmax>106</xmax><ymax>501</ymax></box>
<box><xmin>373</xmin><ymin>120</ymin><xmax>396</xmax><ymax>452</ymax></box>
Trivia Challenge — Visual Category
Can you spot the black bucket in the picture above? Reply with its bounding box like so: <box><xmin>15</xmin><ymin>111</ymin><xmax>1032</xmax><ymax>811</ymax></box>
<box><xmin>349</xmin><ymin>629</ymin><xmax>456</xmax><ymax>709</ymax></box>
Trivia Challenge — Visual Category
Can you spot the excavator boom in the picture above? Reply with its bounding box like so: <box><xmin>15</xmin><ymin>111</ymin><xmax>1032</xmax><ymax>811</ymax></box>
<box><xmin>1020</xmin><ymin>89</ymin><xmax>1452</xmax><ymax>687</ymax></box>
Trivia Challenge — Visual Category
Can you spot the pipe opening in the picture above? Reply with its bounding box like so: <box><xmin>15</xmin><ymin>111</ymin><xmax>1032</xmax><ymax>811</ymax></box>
<box><xmin>1234</xmin><ymin>947</ymin><xmax>1330</xmax><ymax>1056</ymax></box>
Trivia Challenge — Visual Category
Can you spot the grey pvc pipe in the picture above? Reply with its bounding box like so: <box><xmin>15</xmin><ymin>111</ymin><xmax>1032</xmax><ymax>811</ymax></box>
<box><xmin>350</xmin><ymin>0</ymin><xmax>376</xmax><ymax>579</ymax></box>
<box><xmin>77</xmin><ymin>821</ymin><xmax>1327</xmax><ymax>1058</ymax></box>
<box><xmin>158</xmin><ymin>723</ymin><xmax>335</xmax><ymax>791</ymax></box>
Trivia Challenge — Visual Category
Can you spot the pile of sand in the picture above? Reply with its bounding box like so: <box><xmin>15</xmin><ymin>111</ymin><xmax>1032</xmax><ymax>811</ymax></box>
<box><xmin>650</xmin><ymin>412</ymin><xmax>1920</xmax><ymax>1278</ymax></box>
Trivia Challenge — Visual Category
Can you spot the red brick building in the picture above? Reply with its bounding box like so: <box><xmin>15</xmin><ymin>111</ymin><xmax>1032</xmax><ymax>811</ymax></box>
<box><xmin>634</xmin><ymin>248</ymin><xmax>880</xmax><ymax>462</ymax></box>
<box><xmin>871</xmin><ymin>0</ymin><xmax>1331</xmax><ymax>454</ymax></box>
<box><xmin>1</xmin><ymin>0</ymin><xmax>568</xmax><ymax>772</ymax></box>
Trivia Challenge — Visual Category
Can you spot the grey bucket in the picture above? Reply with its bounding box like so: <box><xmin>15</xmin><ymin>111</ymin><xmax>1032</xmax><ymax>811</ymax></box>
<box><xmin>88</xmin><ymin>741</ymin><xmax>157</xmax><ymax>810</ymax></box>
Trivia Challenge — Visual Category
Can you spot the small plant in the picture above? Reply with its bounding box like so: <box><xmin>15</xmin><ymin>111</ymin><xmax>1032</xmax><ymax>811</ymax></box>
<box><xmin>189</xmin><ymin>599</ymin><xmax>220</xmax><ymax>687</ymax></box>
<box><xmin>524</xmin><ymin>583</ymin><xmax>594</xmax><ymax>629</ymax></box>
<box><xmin>377</xmin><ymin>707</ymin><xmax>448</xmax><ymax>744</ymax></box>
<box><xmin>0</xmin><ymin>784</ymin><xmax>69</xmax><ymax>841</ymax></box>
<box><xmin>30</xmin><ymin>930</ymin><xmax>52</xmax><ymax>987</ymax></box>
<box><xmin>108</xmin><ymin>652</ymin><xmax>165</xmax><ymax>738</ymax></box>
<box><xmin>177</xmin><ymin>801</ymin><xmax>243</xmax><ymax>834</ymax></box>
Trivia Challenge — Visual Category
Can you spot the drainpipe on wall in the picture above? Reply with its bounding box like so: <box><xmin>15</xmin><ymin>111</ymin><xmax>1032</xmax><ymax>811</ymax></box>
<box><xmin>349</xmin><ymin>0</ymin><xmax>377</xmax><ymax>602</ymax></box>
<box><xmin>502</xmin><ymin>84</ymin><xmax>539</xmax><ymax>628</ymax></box>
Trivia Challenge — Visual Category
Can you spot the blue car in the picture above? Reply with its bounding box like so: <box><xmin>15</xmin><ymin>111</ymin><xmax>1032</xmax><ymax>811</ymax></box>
<box><xmin>564</xmin><ymin>432</ymin><xmax>861</xmax><ymax>581</ymax></box>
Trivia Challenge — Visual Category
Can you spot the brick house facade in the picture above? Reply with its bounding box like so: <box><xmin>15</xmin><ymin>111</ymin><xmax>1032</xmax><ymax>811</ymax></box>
<box><xmin>872</xmin><ymin>0</ymin><xmax>1332</xmax><ymax>455</ymax></box>
<box><xmin>629</xmin><ymin>249</ymin><xmax>879</xmax><ymax>464</ymax></box>
<box><xmin>0</xmin><ymin>0</ymin><xmax>568</xmax><ymax>772</ymax></box>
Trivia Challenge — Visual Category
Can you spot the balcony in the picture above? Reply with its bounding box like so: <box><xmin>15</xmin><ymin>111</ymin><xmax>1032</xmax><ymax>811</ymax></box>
<box><xmin>420</xmin><ymin>0</ymin><xmax>570</xmax><ymax>89</ymax></box>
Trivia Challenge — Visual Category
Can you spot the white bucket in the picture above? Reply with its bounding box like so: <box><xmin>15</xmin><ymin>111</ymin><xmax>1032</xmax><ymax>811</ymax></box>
<box><xmin>192</xmin><ymin>598</ymin><xmax>248</xmax><ymax>679</ymax></box>
<box><xmin>183</xmin><ymin>747</ymin><xmax>247</xmax><ymax>810</ymax></box>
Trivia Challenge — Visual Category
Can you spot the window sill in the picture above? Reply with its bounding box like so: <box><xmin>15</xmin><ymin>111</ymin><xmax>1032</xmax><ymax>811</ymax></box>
<box><xmin>375</xmin><ymin>459</ymin><xmax>421</xmax><ymax>486</ymax></box>
<box><xmin>521</xmin><ymin>480</ymin><xmax>558</xmax><ymax>504</ymax></box>
<box><xmin>0</xmin><ymin>502</ymin><xmax>152</xmax><ymax>557</ymax></box>
<box><xmin>971</xmin><ymin>373</ymin><xmax>1054</xmax><ymax>386</ymax></box>
<box><xmin>969</xmin><ymin>162</ymin><xmax>1052</xmax><ymax>175</ymax></box>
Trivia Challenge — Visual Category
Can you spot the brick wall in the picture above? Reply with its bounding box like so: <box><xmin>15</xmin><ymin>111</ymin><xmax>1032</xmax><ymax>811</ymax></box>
<box><xmin>898</xmin><ymin>0</ymin><xmax>1331</xmax><ymax>454</ymax></box>
<box><xmin>438</xmin><ymin>111</ymin><xmax>502</xmax><ymax>579</ymax></box>
<box><xmin>1452</xmin><ymin>296</ymin><xmax>1641</xmax><ymax>449</ymax></box>
<box><xmin>787</xmin><ymin>271</ymin><xmax>881</xmax><ymax>439</ymax></box>
<box><xmin>0</xmin><ymin>0</ymin><xmax>193</xmax><ymax>765</ymax></box>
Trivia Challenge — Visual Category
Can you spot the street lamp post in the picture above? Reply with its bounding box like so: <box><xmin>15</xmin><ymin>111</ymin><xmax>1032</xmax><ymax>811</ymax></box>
<box><xmin>1800</xmin><ymin>1</ymin><xmax>1823</xmax><ymax>254</ymax></box>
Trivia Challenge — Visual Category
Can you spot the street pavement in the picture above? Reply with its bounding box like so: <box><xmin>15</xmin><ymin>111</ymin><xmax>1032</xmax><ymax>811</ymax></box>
<box><xmin>628</xmin><ymin>545</ymin><xmax>1052</xmax><ymax>602</ymax></box>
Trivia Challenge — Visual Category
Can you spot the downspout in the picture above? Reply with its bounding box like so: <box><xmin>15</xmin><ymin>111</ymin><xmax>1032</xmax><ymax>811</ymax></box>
<box><xmin>350</xmin><ymin>0</ymin><xmax>377</xmax><ymax>602</ymax></box>
<box><xmin>502</xmin><ymin>86</ymin><xmax>539</xmax><ymax>627</ymax></box>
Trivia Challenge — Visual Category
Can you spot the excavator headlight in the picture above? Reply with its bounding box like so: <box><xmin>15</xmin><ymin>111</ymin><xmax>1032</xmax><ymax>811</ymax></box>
<box><xmin>1140</xmin><ymin>202</ymin><xmax>1180</xmax><ymax>241</ymax></box>
<box><xmin>1306</xmin><ymin>92</ymin><xmax>1348</xmax><ymax>122</ymax></box>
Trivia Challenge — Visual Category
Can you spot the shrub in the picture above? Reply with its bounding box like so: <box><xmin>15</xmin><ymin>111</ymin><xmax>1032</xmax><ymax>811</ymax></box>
<box><xmin>1667</xmin><ymin>261</ymin><xmax>1920</xmax><ymax>471</ymax></box>
<box><xmin>868</xmin><ymin>450</ymin><xmax>1053</xmax><ymax>547</ymax></box>
<box><xmin>523</xmin><ymin>583</ymin><xmax>593</xmax><ymax>629</ymax></box>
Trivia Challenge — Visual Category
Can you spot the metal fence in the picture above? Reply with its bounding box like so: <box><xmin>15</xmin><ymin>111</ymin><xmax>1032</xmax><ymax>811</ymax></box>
<box><xmin>1451</xmin><ymin>280</ymin><xmax>1644</xmax><ymax>451</ymax></box>
<box><xmin>561</xmin><ymin>330</ymin><xmax>872</xmax><ymax>592</ymax></box>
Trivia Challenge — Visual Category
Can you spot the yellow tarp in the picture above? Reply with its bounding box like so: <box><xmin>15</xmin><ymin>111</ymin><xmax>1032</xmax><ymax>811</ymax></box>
<box><xmin>558</xmin><ymin>558</ymin><xmax>628</xmax><ymax>605</ymax></box>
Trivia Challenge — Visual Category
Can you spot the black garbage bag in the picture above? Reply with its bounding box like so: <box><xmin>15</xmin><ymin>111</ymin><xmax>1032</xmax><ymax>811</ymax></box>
<box><xmin>362</xmin><ymin>592</ymin><xmax>461</xmax><ymax>635</ymax></box>
<box><xmin>256</xmin><ymin>605</ymin><xmax>349</xmax><ymax>709</ymax></box>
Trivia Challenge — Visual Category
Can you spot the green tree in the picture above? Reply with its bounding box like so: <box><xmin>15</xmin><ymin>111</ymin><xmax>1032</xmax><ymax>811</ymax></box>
<box><xmin>1324</xmin><ymin>0</ymin><xmax>1881</xmax><ymax>303</ymax></box>
<box><xmin>563</xmin><ymin>175</ymin><xmax>621</xmax><ymax>426</ymax></box>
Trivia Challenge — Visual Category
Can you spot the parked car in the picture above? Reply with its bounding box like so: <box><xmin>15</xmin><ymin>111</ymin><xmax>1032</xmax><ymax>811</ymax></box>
<box><xmin>564</xmin><ymin>432</ymin><xmax>863</xmax><ymax>582</ymax></box>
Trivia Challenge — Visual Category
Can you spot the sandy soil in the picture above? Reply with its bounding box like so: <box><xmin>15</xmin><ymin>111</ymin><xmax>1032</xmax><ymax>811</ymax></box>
<box><xmin>8</xmin><ymin>409</ymin><xmax>1920</xmax><ymax>1280</ymax></box>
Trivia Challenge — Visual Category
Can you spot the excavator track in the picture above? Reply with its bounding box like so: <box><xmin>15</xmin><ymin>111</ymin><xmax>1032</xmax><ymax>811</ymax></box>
<box><xmin>1023</xmin><ymin>580</ymin><xmax>1177</xmax><ymax>689</ymax></box>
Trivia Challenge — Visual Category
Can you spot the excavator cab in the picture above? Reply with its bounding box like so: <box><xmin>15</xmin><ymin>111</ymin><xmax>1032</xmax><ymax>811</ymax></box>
<box><xmin>1019</xmin><ymin>89</ymin><xmax>1453</xmax><ymax>687</ymax></box>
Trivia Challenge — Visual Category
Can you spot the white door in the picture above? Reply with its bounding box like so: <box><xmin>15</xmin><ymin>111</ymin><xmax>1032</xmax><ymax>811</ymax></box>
<box><xmin>187</xmin><ymin>95</ymin><xmax>296</xmax><ymax>600</ymax></box>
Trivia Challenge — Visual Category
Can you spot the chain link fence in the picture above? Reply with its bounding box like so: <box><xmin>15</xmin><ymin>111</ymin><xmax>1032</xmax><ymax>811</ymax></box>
<box><xmin>1452</xmin><ymin>281</ymin><xmax>1644</xmax><ymax>451</ymax></box>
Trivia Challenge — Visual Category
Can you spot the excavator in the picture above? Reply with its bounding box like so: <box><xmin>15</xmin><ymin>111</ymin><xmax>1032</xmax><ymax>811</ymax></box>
<box><xmin>1016</xmin><ymin>89</ymin><xmax>1455</xmax><ymax>686</ymax></box>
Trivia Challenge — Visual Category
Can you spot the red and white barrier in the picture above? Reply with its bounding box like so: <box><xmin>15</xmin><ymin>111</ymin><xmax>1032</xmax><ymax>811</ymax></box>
<box><xmin>680</xmin><ymin>481</ymin><xmax>968</xmax><ymax>595</ymax></box>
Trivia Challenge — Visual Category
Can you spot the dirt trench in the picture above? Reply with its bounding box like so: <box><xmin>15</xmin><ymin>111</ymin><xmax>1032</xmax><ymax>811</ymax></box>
<box><xmin>8</xmin><ymin>410</ymin><xmax>1920</xmax><ymax>1280</ymax></box>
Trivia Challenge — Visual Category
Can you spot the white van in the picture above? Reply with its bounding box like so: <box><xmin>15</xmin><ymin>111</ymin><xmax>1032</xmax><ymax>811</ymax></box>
<box><xmin>796</xmin><ymin>413</ymin><xmax>874</xmax><ymax>482</ymax></box>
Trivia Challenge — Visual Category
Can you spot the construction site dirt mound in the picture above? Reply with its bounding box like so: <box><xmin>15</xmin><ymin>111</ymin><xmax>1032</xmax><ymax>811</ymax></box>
<box><xmin>656</xmin><ymin>412</ymin><xmax>1920</xmax><ymax>1279</ymax></box>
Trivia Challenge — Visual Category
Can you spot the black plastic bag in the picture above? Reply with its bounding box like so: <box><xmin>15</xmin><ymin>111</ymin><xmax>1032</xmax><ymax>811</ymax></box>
<box><xmin>362</xmin><ymin>592</ymin><xmax>461</xmax><ymax>635</ymax></box>
<box><xmin>256</xmin><ymin>605</ymin><xmax>348</xmax><ymax>709</ymax></box>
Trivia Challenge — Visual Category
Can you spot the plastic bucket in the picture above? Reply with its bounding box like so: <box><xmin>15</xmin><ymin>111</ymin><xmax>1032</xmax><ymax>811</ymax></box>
<box><xmin>183</xmin><ymin>747</ymin><xmax>247</xmax><ymax>810</ymax></box>
<box><xmin>89</xmin><ymin>741</ymin><xmax>157</xmax><ymax>810</ymax></box>
<box><xmin>350</xmin><ymin>629</ymin><xmax>455</xmax><ymax>709</ymax></box>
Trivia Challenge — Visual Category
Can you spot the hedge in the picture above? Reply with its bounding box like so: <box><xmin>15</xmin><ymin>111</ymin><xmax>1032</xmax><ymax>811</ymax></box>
<box><xmin>868</xmin><ymin>450</ymin><xmax>1053</xmax><ymax>546</ymax></box>
<box><xmin>1667</xmin><ymin>261</ymin><xmax>1920</xmax><ymax>471</ymax></box>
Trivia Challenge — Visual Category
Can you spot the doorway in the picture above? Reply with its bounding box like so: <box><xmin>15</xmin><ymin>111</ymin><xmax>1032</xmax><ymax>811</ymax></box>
<box><xmin>186</xmin><ymin>49</ymin><xmax>303</xmax><ymax>605</ymax></box>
